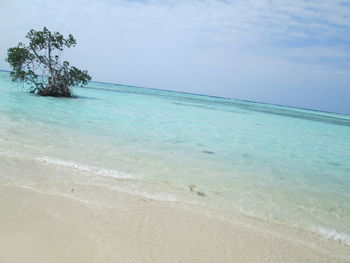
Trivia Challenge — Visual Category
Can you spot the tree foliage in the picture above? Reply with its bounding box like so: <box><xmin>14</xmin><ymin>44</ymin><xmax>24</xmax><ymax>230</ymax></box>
<box><xmin>6</xmin><ymin>27</ymin><xmax>91</xmax><ymax>97</ymax></box>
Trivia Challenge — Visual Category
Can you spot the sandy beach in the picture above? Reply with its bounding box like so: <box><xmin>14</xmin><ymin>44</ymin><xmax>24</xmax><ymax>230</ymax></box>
<box><xmin>1</xmin><ymin>155</ymin><xmax>349</xmax><ymax>263</ymax></box>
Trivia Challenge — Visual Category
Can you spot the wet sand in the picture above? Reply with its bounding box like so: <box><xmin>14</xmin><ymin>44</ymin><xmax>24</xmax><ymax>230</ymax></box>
<box><xmin>0</xmin><ymin>156</ymin><xmax>349</xmax><ymax>263</ymax></box>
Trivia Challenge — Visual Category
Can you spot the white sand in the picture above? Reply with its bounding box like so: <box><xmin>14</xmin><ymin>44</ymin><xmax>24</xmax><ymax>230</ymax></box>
<box><xmin>0</xmin><ymin>155</ymin><xmax>349</xmax><ymax>263</ymax></box>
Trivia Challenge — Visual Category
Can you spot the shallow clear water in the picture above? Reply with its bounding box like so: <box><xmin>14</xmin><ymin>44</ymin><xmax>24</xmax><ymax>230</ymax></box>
<box><xmin>1</xmin><ymin>71</ymin><xmax>350</xmax><ymax>245</ymax></box>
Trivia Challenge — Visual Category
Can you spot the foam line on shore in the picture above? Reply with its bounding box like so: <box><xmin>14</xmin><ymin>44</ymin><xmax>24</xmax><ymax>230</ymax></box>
<box><xmin>36</xmin><ymin>156</ymin><xmax>134</xmax><ymax>180</ymax></box>
<box><xmin>36</xmin><ymin>156</ymin><xmax>179</xmax><ymax>202</ymax></box>
<box><xmin>310</xmin><ymin>226</ymin><xmax>350</xmax><ymax>246</ymax></box>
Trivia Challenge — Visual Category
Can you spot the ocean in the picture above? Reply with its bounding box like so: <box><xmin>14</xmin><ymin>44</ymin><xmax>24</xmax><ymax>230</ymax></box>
<box><xmin>0</xmin><ymin>70</ymin><xmax>349</xmax><ymax>247</ymax></box>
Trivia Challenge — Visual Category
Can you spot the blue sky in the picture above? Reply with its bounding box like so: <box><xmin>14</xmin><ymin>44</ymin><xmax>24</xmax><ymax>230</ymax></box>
<box><xmin>1</xmin><ymin>0</ymin><xmax>350</xmax><ymax>114</ymax></box>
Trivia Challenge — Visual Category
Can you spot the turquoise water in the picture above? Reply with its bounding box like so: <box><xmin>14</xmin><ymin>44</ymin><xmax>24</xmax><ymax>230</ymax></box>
<box><xmin>1</xmin><ymin>71</ymin><xmax>350</xmax><ymax>245</ymax></box>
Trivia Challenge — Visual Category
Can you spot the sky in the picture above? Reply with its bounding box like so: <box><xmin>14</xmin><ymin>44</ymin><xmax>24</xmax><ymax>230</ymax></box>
<box><xmin>1</xmin><ymin>0</ymin><xmax>350</xmax><ymax>114</ymax></box>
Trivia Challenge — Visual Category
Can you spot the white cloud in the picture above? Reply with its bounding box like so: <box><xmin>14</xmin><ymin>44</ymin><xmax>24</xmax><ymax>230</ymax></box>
<box><xmin>0</xmin><ymin>0</ymin><xmax>349</xmax><ymax>113</ymax></box>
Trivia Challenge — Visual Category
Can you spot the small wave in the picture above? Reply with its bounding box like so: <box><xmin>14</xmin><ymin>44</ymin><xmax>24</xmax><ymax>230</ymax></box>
<box><xmin>35</xmin><ymin>157</ymin><xmax>178</xmax><ymax>203</ymax></box>
<box><xmin>132</xmin><ymin>190</ymin><xmax>178</xmax><ymax>202</ymax></box>
<box><xmin>99</xmin><ymin>182</ymin><xmax>179</xmax><ymax>202</ymax></box>
<box><xmin>36</xmin><ymin>157</ymin><xmax>133</xmax><ymax>180</ymax></box>
<box><xmin>310</xmin><ymin>226</ymin><xmax>350</xmax><ymax>246</ymax></box>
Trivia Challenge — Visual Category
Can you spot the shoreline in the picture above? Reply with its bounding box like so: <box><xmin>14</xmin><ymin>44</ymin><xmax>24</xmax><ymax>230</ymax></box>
<box><xmin>0</xmin><ymin>155</ymin><xmax>349</xmax><ymax>262</ymax></box>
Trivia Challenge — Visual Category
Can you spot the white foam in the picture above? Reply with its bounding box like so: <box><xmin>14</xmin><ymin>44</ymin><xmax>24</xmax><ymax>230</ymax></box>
<box><xmin>99</xmin><ymin>183</ymin><xmax>179</xmax><ymax>202</ymax></box>
<box><xmin>36</xmin><ymin>156</ymin><xmax>133</xmax><ymax>180</ymax></box>
<box><xmin>310</xmin><ymin>226</ymin><xmax>350</xmax><ymax>246</ymax></box>
<box><xmin>129</xmin><ymin>189</ymin><xmax>178</xmax><ymax>202</ymax></box>
<box><xmin>19</xmin><ymin>156</ymin><xmax>178</xmax><ymax>203</ymax></box>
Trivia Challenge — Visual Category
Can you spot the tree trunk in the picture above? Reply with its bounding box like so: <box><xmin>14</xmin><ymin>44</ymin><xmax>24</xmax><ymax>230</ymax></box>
<box><xmin>38</xmin><ymin>84</ymin><xmax>73</xmax><ymax>97</ymax></box>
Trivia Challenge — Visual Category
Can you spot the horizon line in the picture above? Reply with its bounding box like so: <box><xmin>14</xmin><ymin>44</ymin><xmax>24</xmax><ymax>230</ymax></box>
<box><xmin>1</xmin><ymin>69</ymin><xmax>349</xmax><ymax>117</ymax></box>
